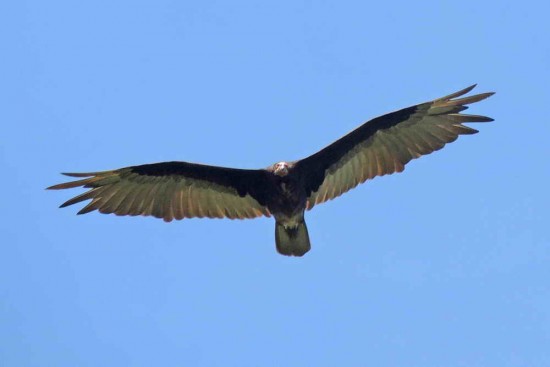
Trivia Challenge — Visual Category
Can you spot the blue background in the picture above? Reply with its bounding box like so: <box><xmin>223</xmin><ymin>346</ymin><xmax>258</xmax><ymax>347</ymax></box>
<box><xmin>3</xmin><ymin>1</ymin><xmax>549</xmax><ymax>366</ymax></box>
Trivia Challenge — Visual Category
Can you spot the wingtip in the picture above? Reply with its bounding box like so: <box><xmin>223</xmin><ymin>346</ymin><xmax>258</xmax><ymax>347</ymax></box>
<box><xmin>437</xmin><ymin>84</ymin><xmax>477</xmax><ymax>101</ymax></box>
<box><xmin>468</xmin><ymin>92</ymin><xmax>495</xmax><ymax>103</ymax></box>
<box><xmin>47</xmin><ymin>182</ymin><xmax>77</xmax><ymax>190</ymax></box>
<box><xmin>62</xmin><ymin>172</ymin><xmax>95</xmax><ymax>177</ymax></box>
<box><xmin>440</xmin><ymin>84</ymin><xmax>497</xmax><ymax>102</ymax></box>
<box><xmin>46</xmin><ymin>183</ymin><xmax>65</xmax><ymax>190</ymax></box>
<box><xmin>460</xmin><ymin>86</ymin><xmax>496</xmax><ymax>100</ymax></box>
<box><xmin>77</xmin><ymin>206</ymin><xmax>96</xmax><ymax>215</ymax></box>
<box><xmin>465</xmin><ymin>86</ymin><xmax>497</xmax><ymax>98</ymax></box>
<box><xmin>59</xmin><ymin>201</ymin><xmax>72</xmax><ymax>208</ymax></box>
<box><xmin>46</xmin><ymin>172</ymin><xmax>93</xmax><ymax>190</ymax></box>
<box><xmin>462</xmin><ymin>84</ymin><xmax>477</xmax><ymax>94</ymax></box>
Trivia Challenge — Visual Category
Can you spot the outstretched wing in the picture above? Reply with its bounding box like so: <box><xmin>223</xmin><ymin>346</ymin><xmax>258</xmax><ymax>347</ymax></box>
<box><xmin>47</xmin><ymin>161</ymin><xmax>272</xmax><ymax>222</ymax></box>
<box><xmin>294</xmin><ymin>85</ymin><xmax>494</xmax><ymax>209</ymax></box>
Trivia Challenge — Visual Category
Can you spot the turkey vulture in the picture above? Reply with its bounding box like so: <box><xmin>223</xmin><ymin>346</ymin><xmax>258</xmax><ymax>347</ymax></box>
<box><xmin>48</xmin><ymin>85</ymin><xmax>494</xmax><ymax>256</ymax></box>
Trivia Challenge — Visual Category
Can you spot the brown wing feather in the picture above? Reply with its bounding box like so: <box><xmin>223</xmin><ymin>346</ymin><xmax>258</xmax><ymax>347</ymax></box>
<box><xmin>48</xmin><ymin>162</ymin><xmax>272</xmax><ymax>222</ymax></box>
<box><xmin>295</xmin><ymin>85</ymin><xmax>494</xmax><ymax>209</ymax></box>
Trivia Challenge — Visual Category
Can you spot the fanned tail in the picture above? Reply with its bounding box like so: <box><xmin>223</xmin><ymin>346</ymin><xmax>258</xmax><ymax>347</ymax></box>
<box><xmin>275</xmin><ymin>221</ymin><xmax>311</xmax><ymax>257</ymax></box>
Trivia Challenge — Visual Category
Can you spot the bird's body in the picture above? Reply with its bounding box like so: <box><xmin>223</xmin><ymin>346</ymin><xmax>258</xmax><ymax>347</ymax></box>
<box><xmin>48</xmin><ymin>85</ymin><xmax>494</xmax><ymax>256</ymax></box>
<box><xmin>265</xmin><ymin>163</ymin><xmax>305</xmax><ymax>224</ymax></box>
<box><xmin>265</xmin><ymin>163</ymin><xmax>311</xmax><ymax>256</ymax></box>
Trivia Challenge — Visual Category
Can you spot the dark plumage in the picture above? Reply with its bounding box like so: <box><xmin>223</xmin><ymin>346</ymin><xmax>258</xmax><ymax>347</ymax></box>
<box><xmin>48</xmin><ymin>85</ymin><xmax>494</xmax><ymax>256</ymax></box>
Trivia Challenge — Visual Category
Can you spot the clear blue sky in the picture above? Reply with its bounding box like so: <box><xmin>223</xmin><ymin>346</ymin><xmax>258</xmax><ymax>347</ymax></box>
<box><xmin>2</xmin><ymin>1</ymin><xmax>549</xmax><ymax>366</ymax></box>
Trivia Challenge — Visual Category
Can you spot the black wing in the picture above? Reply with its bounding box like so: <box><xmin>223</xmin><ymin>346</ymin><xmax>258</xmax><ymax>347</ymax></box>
<box><xmin>47</xmin><ymin>161</ymin><xmax>272</xmax><ymax>221</ymax></box>
<box><xmin>294</xmin><ymin>85</ymin><xmax>494</xmax><ymax>209</ymax></box>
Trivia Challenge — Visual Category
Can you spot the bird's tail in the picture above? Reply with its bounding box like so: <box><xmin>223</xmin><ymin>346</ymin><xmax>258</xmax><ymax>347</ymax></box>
<box><xmin>275</xmin><ymin>221</ymin><xmax>311</xmax><ymax>257</ymax></box>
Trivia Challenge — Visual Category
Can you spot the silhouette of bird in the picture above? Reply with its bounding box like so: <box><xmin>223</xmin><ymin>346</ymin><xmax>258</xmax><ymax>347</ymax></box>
<box><xmin>48</xmin><ymin>85</ymin><xmax>494</xmax><ymax>256</ymax></box>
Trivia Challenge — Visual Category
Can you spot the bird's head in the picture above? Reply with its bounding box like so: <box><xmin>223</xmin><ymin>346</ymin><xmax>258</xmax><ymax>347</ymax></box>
<box><xmin>273</xmin><ymin>161</ymin><xmax>290</xmax><ymax>177</ymax></box>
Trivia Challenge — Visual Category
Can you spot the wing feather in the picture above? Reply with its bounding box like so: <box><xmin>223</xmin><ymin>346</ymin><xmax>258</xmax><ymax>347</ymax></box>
<box><xmin>297</xmin><ymin>85</ymin><xmax>494</xmax><ymax>208</ymax></box>
<box><xmin>48</xmin><ymin>161</ymin><xmax>272</xmax><ymax>221</ymax></box>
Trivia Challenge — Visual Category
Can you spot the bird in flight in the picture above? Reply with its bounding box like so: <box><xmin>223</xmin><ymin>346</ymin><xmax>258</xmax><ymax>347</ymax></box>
<box><xmin>48</xmin><ymin>85</ymin><xmax>494</xmax><ymax>256</ymax></box>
